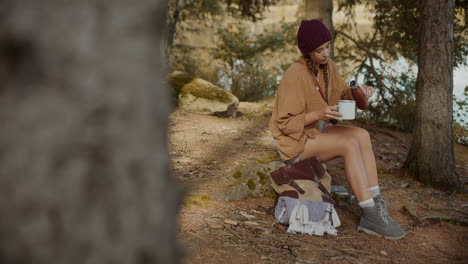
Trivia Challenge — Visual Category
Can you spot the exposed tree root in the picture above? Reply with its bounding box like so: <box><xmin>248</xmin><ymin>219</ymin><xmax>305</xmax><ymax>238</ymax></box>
<box><xmin>414</xmin><ymin>202</ymin><xmax>468</xmax><ymax>216</ymax></box>
<box><xmin>419</xmin><ymin>215</ymin><xmax>468</xmax><ymax>226</ymax></box>
<box><xmin>402</xmin><ymin>203</ymin><xmax>421</xmax><ymax>225</ymax></box>
<box><xmin>402</xmin><ymin>203</ymin><xmax>468</xmax><ymax>226</ymax></box>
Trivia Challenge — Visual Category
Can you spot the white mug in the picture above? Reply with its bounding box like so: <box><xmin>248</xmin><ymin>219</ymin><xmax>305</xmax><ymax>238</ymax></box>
<box><xmin>338</xmin><ymin>100</ymin><xmax>356</xmax><ymax>120</ymax></box>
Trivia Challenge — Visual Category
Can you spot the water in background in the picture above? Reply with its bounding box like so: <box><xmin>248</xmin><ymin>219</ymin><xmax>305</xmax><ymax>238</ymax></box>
<box><xmin>355</xmin><ymin>57</ymin><xmax>467</xmax><ymax>124</ymax></box>
<box><xmin>454</xmin><ymin>65</ymin><xmax>468</xmax><ymax>98</ymax></box>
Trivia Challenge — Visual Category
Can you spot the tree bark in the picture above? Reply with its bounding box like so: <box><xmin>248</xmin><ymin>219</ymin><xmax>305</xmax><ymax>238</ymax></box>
<box><xmin>166</xmin><ymin>0</ymin><xmax>180</xmax><ymax>65</ymax></box>
<box><xmin>403</xmin><ymin>0</ymin><xmax>460</xmax><ymax>191</ymax></box>
<box><xmin>0</xmin><ymin>0</ymin><xmax>181</xmax><ymax>263</ymax></box>
<box><xmin>304</xmin><ymin>0</ymin><xmax>334</xmax><ymax>58</ymax></box>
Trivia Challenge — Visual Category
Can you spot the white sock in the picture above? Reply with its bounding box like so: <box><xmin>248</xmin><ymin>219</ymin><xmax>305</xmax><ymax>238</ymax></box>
<box><xmin>359</xmin><ymin>198</ymin><xmax>375</xmax><ymax>208</ymax></box>
<box><xmin>368</xmin><ymin>186</ymin><xmax>380</xmax><ymax>198</ymax></box>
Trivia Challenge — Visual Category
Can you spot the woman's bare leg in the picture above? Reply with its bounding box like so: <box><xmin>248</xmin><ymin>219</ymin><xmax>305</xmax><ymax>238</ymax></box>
<box><xmin>299</xmin><ymin>132</ymin><xmax>372</xmax><ymax>202</ymax></box>
<box><xmin>326</xmin><ymin>125</ymin><xmax>379</xmax><ymax>187</ymax></box>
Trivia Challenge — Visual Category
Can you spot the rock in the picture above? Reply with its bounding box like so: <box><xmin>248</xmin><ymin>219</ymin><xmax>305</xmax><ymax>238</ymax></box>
<box><xmin>169</xmin><ymin>72</ymin><xmax>239</xmax><ymax>118</ymax></box>
<box><xmin>213</xmin><ymin>154</ymin><xmax>338</xmax><ymax>202</ymax></box>
<box><xmin>167</xmin><ymin>71</ymin><xmax>194</xmax><ymax>99</ymax></box>
<box><xmin>212</xmin><ymin>154</ymin><xmax>285</xmax><ymax>201</ymax></box>
<box><xmin>214</xmin><ymin>184</ymin><xmax>253</xmax><ymax>201</ymax></box>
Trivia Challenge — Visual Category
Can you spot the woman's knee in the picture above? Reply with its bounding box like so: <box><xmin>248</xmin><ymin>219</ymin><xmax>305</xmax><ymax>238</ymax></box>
<box><xmin>341</xmin><ymin>135</ymin><xmax>360</xmax><ymax>154</ymax></box>
<box><xmin>331</xmin><ymin>126</ymin><xmax>370</xmax><ymax>145</ymax></box>
<box><xmin>354</xmin><ymin>128</ymin><xmax>371</xmax><ymax>145</ymax></box>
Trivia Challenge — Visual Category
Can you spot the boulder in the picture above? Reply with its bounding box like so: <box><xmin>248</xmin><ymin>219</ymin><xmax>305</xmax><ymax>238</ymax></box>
<box><xmin>212</xmin><ymin>154</ymin><xmax>285</xmax><ymax>201</ymax></box>
<box><xmin>168</xmin><ymin>71</ymin><xmax>239</xmax><ymax>118</ymax></box>
<box><xmin>212</xmin><ymin>154</ymin><xmax>336</xmax><ymax>202</ymax></box>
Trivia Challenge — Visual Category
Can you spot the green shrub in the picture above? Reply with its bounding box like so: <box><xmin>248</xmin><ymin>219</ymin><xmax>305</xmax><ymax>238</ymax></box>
<box><xmin>453</xmin><ymin>121</ymin><xmax>467</xmax><ymax>146</ymax></box>
<box><xmin>453</xmin><ymin>86</ymin><xmax>467</xmax><ymax>145</ymax></box>
<box><xmin>219</xmin><ymin>59</ymin><xmax>282</xmax><ymax>101</ymax></box>
<box><xmin>213</xmin><ymin>23</ymin><xmax>294</xmax><ymax>101</ymax></box>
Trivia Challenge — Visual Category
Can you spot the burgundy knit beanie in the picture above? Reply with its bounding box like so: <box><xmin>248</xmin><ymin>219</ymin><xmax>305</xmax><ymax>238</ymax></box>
<box><xmin>297</xmin><ymin>19</ymin><xmax>332</xmax><ymax>55</ymax></box>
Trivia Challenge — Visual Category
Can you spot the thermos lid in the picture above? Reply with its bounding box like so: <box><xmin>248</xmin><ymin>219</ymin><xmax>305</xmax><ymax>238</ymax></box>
<box><xmin>349</xmin><ymin>80</ymin><xmax>358</xmax><ymax>89</ymax></box>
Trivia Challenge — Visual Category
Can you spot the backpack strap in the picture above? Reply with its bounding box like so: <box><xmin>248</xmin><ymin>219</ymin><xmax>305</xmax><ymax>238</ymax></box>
<box><xmin>304</xmin><ymin>158</ymin><xmax>335</xmax><ymax>204</ymax></box>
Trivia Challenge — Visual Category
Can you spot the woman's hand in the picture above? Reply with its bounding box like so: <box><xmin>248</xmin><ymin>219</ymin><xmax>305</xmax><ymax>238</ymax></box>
<box><xmin>304</xmin><ymin>105</ymin><xmax>343</xmax><ymax>126</ymax></box>
<box><xmin>318</xmin><ymin>105</ymin><xmax>343</xmax><ymax>122</ymax></box>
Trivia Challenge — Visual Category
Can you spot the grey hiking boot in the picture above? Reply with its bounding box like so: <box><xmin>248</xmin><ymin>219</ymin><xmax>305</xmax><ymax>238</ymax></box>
<box><xmin>357</xmin><ymin>195</ymin><xmax>406</xmax><ymax>240</ymax></box>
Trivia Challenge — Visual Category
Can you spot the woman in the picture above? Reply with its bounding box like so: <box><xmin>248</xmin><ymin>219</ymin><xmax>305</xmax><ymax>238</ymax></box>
<box><xmin>270</xmin><ymin>19</ymin><xmax>405</xmax><ymax>240</ymax></box>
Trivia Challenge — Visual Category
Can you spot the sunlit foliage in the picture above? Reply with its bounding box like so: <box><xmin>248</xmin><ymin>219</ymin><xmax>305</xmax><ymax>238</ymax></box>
<box><xmin>335</xmin><ymin>0</ymin><xmax>468</xmax><ymax>131</ymax></box>
<box><xmin>214</xmin><ymin>23</ymin><xmax>296</xmax><ymax>101</ymax></box>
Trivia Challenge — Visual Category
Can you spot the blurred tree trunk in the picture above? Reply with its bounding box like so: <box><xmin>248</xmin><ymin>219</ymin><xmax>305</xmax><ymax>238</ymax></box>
<box><xmin>304</xmin><ymin>0</ymin><xmax>334</xmax><ymax>58</ymax></box>
<box><xmin>166</xmin><ymin>0</ymin><xmax>180</xmax><ymax>63</ymax></box>
<box><xmin>0</xmin><ymin>0</ymin><xmax>181</xmax><ymax>263</ymax></box>
<box><xmin>403</xmin><ymin>0</ymin><xmax>460</xmax><ymax>191</ymax></box>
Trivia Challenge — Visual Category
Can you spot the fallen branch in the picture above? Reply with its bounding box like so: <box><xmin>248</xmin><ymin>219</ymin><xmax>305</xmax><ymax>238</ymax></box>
<box><xmin>329</xmin><ymin>254</ymin><xmax>356</xmax><ymax>261</ymax></box>
<box><xmin>188</xmin><ymin>231</ymin><xmax>205</xmax><ymax>240</ymax></box>
<box><xmin>223</xmin><ymin>224</ymin><xmax>243</xmax><ymax>240</ymax></box>
<box><xmin>278</xmin><ymin>244</ymin><xmax>298</xmax><ymax>257</ymax></box>
<box><xmin>295</xmin><ymin>258</ymin><xmax>318</xmax><ymax>264</ymax></box>
<box><xmin>336</xmin><ymin>235</ymin><xmax>357</xmax><ymax>239</ymax></box>
<box><xmin>277</xmin><ymin>243</ymin><xmax>301</xmax><ymax>248</ymax></box>
<box><xmin>333</xmin><ymin>247</ymin><xmax>359</xmax><ymax>258</ymax></box>
<box><xmin>334</xmin><ymin>247</ymin><xmax>372</xmax><ymax>256</ymax></box>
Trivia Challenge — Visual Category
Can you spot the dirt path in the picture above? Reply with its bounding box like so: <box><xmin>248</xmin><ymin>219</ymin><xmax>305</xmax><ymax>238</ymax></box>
<box><xmin>170</xmin><ymin>101</ymin><xmax>468</xmax><ymax>264</ymax></box>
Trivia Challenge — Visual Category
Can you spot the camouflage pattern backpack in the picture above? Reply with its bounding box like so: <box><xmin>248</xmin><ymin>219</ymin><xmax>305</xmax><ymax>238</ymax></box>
<box><xmin>270</xmin><ymin>157</ymin><xmax>341</xmax><ymax>236</ymax></box>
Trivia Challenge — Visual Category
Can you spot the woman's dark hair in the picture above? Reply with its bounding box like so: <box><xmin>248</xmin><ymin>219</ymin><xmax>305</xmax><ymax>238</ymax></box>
<box><xmin>303</xmin><ymin>55</ymin><xmax>329</xmax><ymax>103</ymax></box>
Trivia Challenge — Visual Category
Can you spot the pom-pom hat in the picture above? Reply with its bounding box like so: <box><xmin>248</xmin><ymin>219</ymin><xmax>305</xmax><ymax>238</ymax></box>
<box><xmin>297</xmin><ymin>19</ymin><xmax>332</xmax><ymax>55</ymax></box>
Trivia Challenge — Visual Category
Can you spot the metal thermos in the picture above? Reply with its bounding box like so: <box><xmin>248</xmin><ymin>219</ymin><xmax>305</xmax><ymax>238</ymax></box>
<box><xmin>349</xmin><ymin>80</ymin><xmax>369</xmax><ymax>109</ymax></box>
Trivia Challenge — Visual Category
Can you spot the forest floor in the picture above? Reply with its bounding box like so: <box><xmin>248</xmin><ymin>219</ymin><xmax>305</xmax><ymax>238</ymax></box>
<box><xmin>169</xmin><ymin>99</ymin><xmax>468</xmax><ymax>264</ymax></box>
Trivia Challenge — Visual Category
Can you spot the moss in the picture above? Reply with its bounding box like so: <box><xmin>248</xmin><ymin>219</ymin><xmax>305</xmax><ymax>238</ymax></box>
<box><xmin>247</xmin><ymin>178</ymin><xmax>256</xmax><ymax>191</ymax></box>
<box><xmin>255</xmin><ymin>153</ymin><xmax>280</xmax><ymax>164</ymax></box>
<box><xmin>183</xmin><ymin>195</ymin><xmax>212</xmax><ymax>208</ymax></box>
<box><xmin>261</xmin><ymin>188</ymin><xmax>278</xmax><ymax>198</ymax></box>
<box><xmin>232</xmin><ymin>169</ymin><xmax>242</xmax><ymax>179</ymax></box>
<box><xmin>256</xmin><ymin>169</ymin><xmax>270</xmax><ymax>185</ymax></box>
<box><xmin>201</xmin><ymin>107</ymin><xmax>213</xmax><ymax>113</ymax></box>
<box><xmin>378</xmin><ymin>173</ymin><xmax>398</xmax><ymax>179</ymax></box>
<box><xmin>239</xmin><ymin>111</ymin><xmax>258</xmax><ymax>120</ymax></box>
<box><xmin>167</xmin><ymin>71</ymin><xmax>195</xmax><ymax>97</ymax></box>
<box><xmin>331</xmin><ymin>192</ymin><xmax>344</xmax><ymax>203</ymax></box>
<box><xmin>181</xmin><ymin>80</ymin><xmax>232</xmax><ymax>103</ymax></box>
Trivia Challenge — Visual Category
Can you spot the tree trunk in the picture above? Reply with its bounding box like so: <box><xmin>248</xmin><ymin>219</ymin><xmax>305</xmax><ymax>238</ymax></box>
<box><xmin>304</xmin><ymin>0</ymin><xmax>334</xmax><ymax>58</ymax></box>
<box><xmin>166</xmin><ymin>0</ymin><xmax>180</xmax><ymax>65</ymax></box>
<box><xmin>403</xmin><ymin>0</ymin><xmax>460</xmax><ymax>191</ymax></box>
<box><xmin>0</xmin><ymin>1</ymin><xmax>181</xmax><ymax>263</ymax></box>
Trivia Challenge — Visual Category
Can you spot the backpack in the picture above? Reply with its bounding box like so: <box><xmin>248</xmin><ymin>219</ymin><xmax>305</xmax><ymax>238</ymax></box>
<box><xmin>270</xmin><ymin>157</ymin><xmax>341</xmax><ymax>236</ymax></box>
